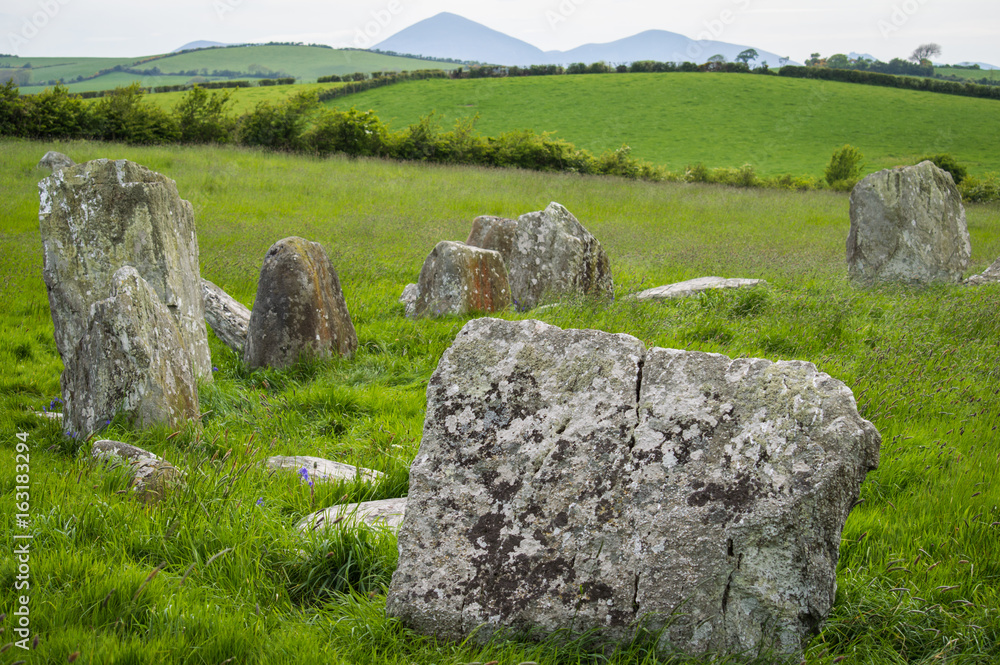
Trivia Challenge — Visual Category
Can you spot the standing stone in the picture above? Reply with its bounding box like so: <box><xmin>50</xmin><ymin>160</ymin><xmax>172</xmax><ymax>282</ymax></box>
<box><xmin>39</xmin><ymin>159</ymin><xmax>212</xmax><ymax>381</ymax></box>
<box><xmin>37</xmin><ymin>151</ymin><xmax>75</xmax><ymax>171</ymax></box>
<box><xmin>413</xmin><ymin>241</ymin><xmax>512</xmax><ymax>318</ymax></box>
<box><xmin>243</xmin><ymin>237</ymin><xmax>357</xmax><ymax>369</ymax></box>
<box><xmin>386</xmin><ymin>318</ymin><xmax>879</xmax><ymax>656</ymax></box>
<box><xmin>202</xmin><ymin>279</ymin><xmax>251</xmax><ymax>353</ymax></box>
<box><xmin>466</xmin><ymin>215</ymin><xmax>519</xmax><ymax>264</ymax></box>
<box><xmin>507</xmin><ymin>202</ymin><xmax>613</xmax><ymax>310</ymax></box>
<box><xmin>847</xmin><ymin>161</ymin><xmax>971</xmax><ymax>284</ymax></box>
<box><xmin>64</xmin><ymin>267</ymin><xmax>200</xmax><ymax>438</ymax></box>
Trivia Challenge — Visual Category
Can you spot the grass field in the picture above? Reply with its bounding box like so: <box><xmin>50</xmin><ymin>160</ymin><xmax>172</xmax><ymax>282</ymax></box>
<box><xmin>2</xmin><ymin>137</ymin><xmax>1000</xmax><ymax>663</ymax></box>
<box><xmin>140</xmin><ymin>81</ymin><xmax>348</xmax><ymax>115</ymax></box>
<box><xmin>2</xmin><ymin>45</ymin><xmax>456</xmax><ymax>94</ymax></box>
<box><xmin>934</xmin><ymin>67</ymin><xmax>1000</xmax><ymax>82</ymax></box>
<box><xmin>326</xmin><ymin>73</ymin><xmax>1000</xmax><ymax>178</ymax></box>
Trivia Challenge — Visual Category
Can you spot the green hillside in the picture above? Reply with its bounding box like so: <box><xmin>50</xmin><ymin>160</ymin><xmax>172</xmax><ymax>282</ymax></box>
<box><xmin>934</xmin><ymin>66</ymin><xmax>1000</xmax><ymax>82</ymax></box>
<box><xmin>327</xmin><ymin>72</ymin><xmax>1000</xmax><ymax>177</ymax></box>
<box><xmin>1</xmin><ymin>45</ymin><xmax>456</xmax><ymax>94</ymax></box>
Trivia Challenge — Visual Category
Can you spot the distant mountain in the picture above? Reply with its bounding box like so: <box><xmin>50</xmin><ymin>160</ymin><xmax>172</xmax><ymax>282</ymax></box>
<box><xmin>373</xmin><ymin>12</ymin><xmax>546</xmax><ymax>65</ymax></box>
<box><xmin>173</xmin><ymin>41</ymin><xmax>231</xmax><ymax>53</ymax></box>
<box><xmin>956</xmin><ymin>61</ymin><xmax>998</xmax><ymax>70</ymax></box>
<box><xmin>374</xmin><ymin>12</ymin><xmax>795</xmax><ymax>67</ymax></box>
<box><xmin>849</xmin><ymin>52</ymin><xmax>877</xmax><ymax>62</ymax></box>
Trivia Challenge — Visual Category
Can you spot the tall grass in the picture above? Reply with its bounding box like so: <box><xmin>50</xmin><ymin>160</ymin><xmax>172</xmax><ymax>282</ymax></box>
<box><xmin>1</xmin><ymin>138</ymin><xmax>999</xmax><ymax>663</ymax></box>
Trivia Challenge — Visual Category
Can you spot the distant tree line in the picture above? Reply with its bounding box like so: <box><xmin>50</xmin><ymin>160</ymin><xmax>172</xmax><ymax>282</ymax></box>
<box><xmin>778</xmin><ymin>66</ymin><xmax>1000</xmax><ymax>101</ymax></box>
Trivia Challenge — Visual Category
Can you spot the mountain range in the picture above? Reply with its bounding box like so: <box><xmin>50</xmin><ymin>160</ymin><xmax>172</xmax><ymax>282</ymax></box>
<box><xmin>373</xmin><ymin>13</ymin><xmax>795</xmax><ymax>68</ymax></box>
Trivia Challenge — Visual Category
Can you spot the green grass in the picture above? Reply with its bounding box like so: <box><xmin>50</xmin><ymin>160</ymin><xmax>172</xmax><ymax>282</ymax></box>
<box><xmin>934</xmin><ymin>67</ymin><xmax>1000</xmax><ymax>83</ymax></box>
<box><xmin>2</xmin><ymin>45</ymin><xmax>457</xmax><ymax>93</ymax></box>
<box><xmin>18</xmin><ymin>72</ymin><xmax>233</xmax><ymax>94</ymax></box>
<box><xmin>327</xmin><ymin>72</ymin><xmax>1000</xmax><ymax>177</ymax></box>
<box><xmin>2</xmin><ymin>137</ymin><xmax>1000</xmax><ymax>663</ymax></box>
<box><xmin>140</xmin><ymin>81</ymin><xmax>349</xmax><ymax>115</ymax></box>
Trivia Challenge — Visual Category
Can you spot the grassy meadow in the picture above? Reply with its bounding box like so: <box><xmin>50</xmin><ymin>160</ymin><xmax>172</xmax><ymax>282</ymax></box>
<box><xmin>1</xmin><ymin>137</ymin><xmax>1000</xmax><ymax>664</ymax></box>
<box><xmin>328</xmin><ymin>73</ymin><xmax>1000</xmax><ymax>178</ymax></box>
<box><xmin>934</xmin><ymin>67</ymin><xmax>1000</xmax><ymax>83</ymax></box>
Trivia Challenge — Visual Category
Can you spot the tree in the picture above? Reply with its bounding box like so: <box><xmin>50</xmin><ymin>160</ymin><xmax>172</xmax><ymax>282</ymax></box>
<box><xmin>826</xmin><ymin>54</ymin><xmax>850</xmax><ymax>69</ymax></box>
<box><xmin>736</xmin><ymin>48</ymin><xmax>759</xmax><ymax>66</ymax></box>
<box><xmin>909</xmin><ymin>43</ymin><xmax>941</xmax><ymax>62</ymax></box>
<box><xmin>708</xmin><ymin>54</ymin><xmax>727</xmax><ymax>63</ymax></box>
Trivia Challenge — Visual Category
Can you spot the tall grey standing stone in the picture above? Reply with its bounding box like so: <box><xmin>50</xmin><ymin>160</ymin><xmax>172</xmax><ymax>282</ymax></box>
<box><xmin>243</xmin><ymin>237</ymin><xmax>358</xmax><ymax>369</ymax></box>
<box><xmin>39</xmin><ymin>159</ymin><xmax>212</xmax><ymax>381</ymax></box>
<box><xmin>386</xmin><ymin>318</ymin><xmax>879</xmax><ymax>656</ymax></box>
<box><xmin>507</xmin><ymin>202</ymin><xmax>613</xmax><ymax>310</ymax></box>
<box><xmin>847</xmin><ymin>161</ymin><xmax>971</xmax><ymax>284</ymax></box>
<box><xmin>202</xmin><ymin>279</ymin><xmax>250</xmax><ymax>353</ymax></box>
<box><xmin>413</xmin><ymin>241</ymin><xmax>512</xmax><ymax>318</ymax></box>
<box><xmin>37</xmin><ymin>151</ymin><xmax>75</xmax><ymax>171</ymax></box>
<box><xmin>64</xmin><ymin>267</ymin><xmax>200</xmax><ymax>437</ymax></box>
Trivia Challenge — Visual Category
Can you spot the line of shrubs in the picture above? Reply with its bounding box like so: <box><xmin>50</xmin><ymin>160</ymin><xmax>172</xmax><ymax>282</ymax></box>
<box><xmin>73</xmin><ymin>77</ymin><xmax>296</xmax><ymax>100</ymax></box>
<box><xmin>778</xmin><ymin>66</ymin><xmax>1000</xmax><ymax>102</ymax></box>
<box><xmin>2</xmin><ymin>80</ymin><xmax>997</xmax><ymax>202</ymax></box>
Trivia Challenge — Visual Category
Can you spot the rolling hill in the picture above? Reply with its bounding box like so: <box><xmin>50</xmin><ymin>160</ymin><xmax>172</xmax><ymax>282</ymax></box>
<box><xmin>325</xmin><ymin>72</ymin><xmax>1000</xmax><ymax>177</ymax></box>
<box><xmin>1</xmin><ymin>45</ymin><xmax>457</xmax><ymax>94</ymax></box>
<box><xmin>374</xmin><ymin>12</ymin><xmax>793</xmax><ymax>67</ymax></box>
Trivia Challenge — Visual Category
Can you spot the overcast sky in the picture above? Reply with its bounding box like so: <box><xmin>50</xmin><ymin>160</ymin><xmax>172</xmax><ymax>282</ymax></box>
<box><xmin>2</xmin><ymin>0</ymin><xmax>997</xmax><ymax>65</ymax></box>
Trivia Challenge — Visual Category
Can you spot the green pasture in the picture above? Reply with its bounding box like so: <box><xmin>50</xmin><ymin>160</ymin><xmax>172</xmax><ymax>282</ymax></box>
<box><xmin>2</xmin><ymin>45</ymin><xmax>456</xmax><ymax>94</ymax></box>
<box><xmin>934</xmin><ymin>67</ymin><xmax>1000</xmax><ymax>82</ymax></box>
<box><xmin>1</xmin><ymin>138</ymin><xmax>1000</xmax><ymax>663</ymax></box>
<box><xmin>329</xmin><ymin>73</ymin><xmax>1000</xmax><ymax>177</ymax></box>
<box><xmin>140</xmin><ymin>81</ymin><xmax>348</xmax><ymax>115</ymax></box>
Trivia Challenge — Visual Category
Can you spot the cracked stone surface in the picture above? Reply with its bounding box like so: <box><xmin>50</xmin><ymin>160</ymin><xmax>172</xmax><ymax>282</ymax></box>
<box><xmin>847</xmin><ymin>161</ymin><xmax>970</xmax><ymax>285</ymax></box>
<box><xmin>386</xmin><ymin>318</ymin><xmax>880</xmax><ymax>656</ymax></box>
<box><xmin>266</xmin><ymin>455</ymin><xmax>384</xmax><ymax>484</ymax></box>
<box><xmin>39</xmin><ymin>159</ymin><xmax>212</xmax><ymax>382</ymax></box>
<box><xmin>413</xmin><ymin>241</ymin><xmax>512</xmax><ymax>318</ymax></box>
<box><xmin>466</xmin><ymin>215</ymin><xmax>519</xmax><ymax>266</ymax></box>
<box><xmin>629</xmin><ymin>277</ymin><xmax>766</xmax><ymax>301</ymax></box>
<box><xmin>37</xmin><ymin>151</ymin><xmax>75</xmax><ymax>171</ymax></box>
<box><xmin>298</xmin><ymin>498</ymin><xmax>407</xmax><ymax>532</ymax></box>
<box><xmin>202</xmin><ymin>279</ymin><xmax>250</xmax><ymax>353</ymax></box>
<box><xmin>243</xmin><ymin>237</ymin><xmax>357</xmax><ymax>369</ymax></box>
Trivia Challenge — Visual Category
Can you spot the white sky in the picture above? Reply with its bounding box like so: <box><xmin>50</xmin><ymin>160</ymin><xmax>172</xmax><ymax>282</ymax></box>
<box><xmin>2</xmin><ymin>0</ymin><xmax>997</xmax><ymax>65</ymax></box>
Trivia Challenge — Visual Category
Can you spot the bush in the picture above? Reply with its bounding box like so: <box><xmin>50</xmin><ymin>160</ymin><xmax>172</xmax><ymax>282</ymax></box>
<box><xmin>174</xmin><ymin>86</ymin><xmax>235</xmax><ymax>144</ymax></box>
<box><xmin>236</xmin><ymin>90</ymin><xmax>317</xmax><ymax>151</ymax></box>
<box><xmin>919</xmin><ymin>153</ymin><xmax>967</xmax><ymax>184</ymax></box>
<box><xmin>685</xmin><ymin>163</ymin><xmax>710</xmax><ymax>183</ymax></box>
<box><xmin>958</xmin><ymin>173</ymin><xmax>1000</xmax><ymax>203</ymax></box>
<box><xmin>305</xmin><ymin>107</ymin><xmax>388</xmax><ymax>157</ymax></box>
<box><xmin>825</xmin><ymin>144</ymin><xmax>865</xmax><ymax>189</ymax></box>
<box><xmin>0</xmin><ymin>79</ymin><xmax>24</xmax><ymax>135</ymax></box>
<box><xmin>92</xmin><ymin>83</ymin><xmax>178</xmax><ymax>144</ymax></box>
<box><xmin>20</xmin><ymin>84</ymin><xmax>91</xmax><ymax>139</ymax></box>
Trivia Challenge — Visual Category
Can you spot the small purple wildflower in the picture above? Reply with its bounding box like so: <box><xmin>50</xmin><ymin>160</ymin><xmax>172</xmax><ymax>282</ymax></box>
<box><xmin>256</xmin><ymin>498</ymin><xmax>264</xmax><ymax>506</ymax></box>
<box><xmin>298</xmin><ymin>466</ymin><xmax>314</xmax><ymax>488</ymax></box>
<box><xmin>212</xmin><ymin>366</ymin><xmax>219</xmax><ymax>372</ymax></box>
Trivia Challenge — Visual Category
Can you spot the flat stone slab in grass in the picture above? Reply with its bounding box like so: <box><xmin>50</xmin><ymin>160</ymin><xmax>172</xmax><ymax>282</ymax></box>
<box><xmin>92</xmin><ymin>439</ymin><xmax>184</xmax><ymax>504</ymax></box>
<box><xmin>298</xmin><ymin>497</ymin><xmax>407</xmax><ymax>532</ymax></box>
<box><xmin>267</xmin><ymin>456</ymin><xmax>384</xmax><ymax>484</ymax></box>
<box><xmin>386</xmin><ymin>318</ymin><xmax>880</xmax><ymax>656</ymax></box>
<box><xmin>202</xmin><ymin>279</ymin><xmax>250</xmax><ymax>353</ymax></box>
<box><xmin>631</xmin><ymin>276</ymin><xmax>766</xmax><ymax>300</ymax></box>
<box><xmin>965</xmin><ymin>256</ymin><xmax>1000</xmax><ymax>286</ymax></box>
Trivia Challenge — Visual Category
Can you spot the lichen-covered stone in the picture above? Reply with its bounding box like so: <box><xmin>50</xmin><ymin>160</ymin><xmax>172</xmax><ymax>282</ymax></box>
<box><xmin>965</xmin><ymin>256</ymin><xmax>1000</xmax><ymax>286</ymax></box>
<box><xmin>202</xmin><ymin>279</ymin><xmax>250</xmax><ymax>353</ymax></box>
<box><xmin>507</xmin><ymin>202</ymin><xmax>613</xmax><ymax>310</ymax></box>
<box><xmin>466</xmin><ymin>215</ymin><xmax>518</xmax><ymax>264</ymax></box>
<box><xmin>37</xmin><ymin>151</ymin><xmax>75</xmax><ymax>171</ymax></box>
<box><xmin>299</xmin><ymin>498</ymin><xmax>407</xmax><ymax>532</ymax></box>
<box><xmin>92</xmin><ymin>439</ymin><xmax>184</xmax><ymax>504</ymax></box>
<box><xmin>266</xmin><ymin>455</ymin><xmax>384</xmax><ymax>484</ymax></box>
<box><xmin>65</xmin><ymin>267</ymin><xmax>200</xmax><ymax>437</ymax></box>
<box><xmin>386</xmin><ymin>318</ymin><xmax>879</xmax><ymax>656</ymax></box>
<box><xmin>630</xmin><ymin>276</ymin><xmax>766</xmax><ymax>301</ymax></box>
<box><xmin>39</xmin><ymin>159</ymin><xmax>212</xmax><ymax>380</ymax></box>
<box><xmin>243</xmin><ymin>237</ymin><xmax>358</xmax><ymax>369</ymax></box>
<box><xmin>399</xmin><ymin>283</ymin><xmax>420</xmax><ymax>318</ymax></box>
<box><xmin>848</xmin><ymin>161</ymin><xmax>970</xmax><ymax>284</ymax></box>
<box><xmin>413</xmin><ymin>241</ymin><xmax>512</xmax><ymax>318</ymax></box>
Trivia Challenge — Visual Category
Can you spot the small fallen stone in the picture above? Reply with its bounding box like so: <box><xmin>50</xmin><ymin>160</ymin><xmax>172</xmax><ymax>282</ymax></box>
<box><xmin>201</xmin><ymin>279</ymin><xmax>250</xmax><ymax>353</ymax></box>
<box><xmin>34</xmin><ymin>411</ymin><xmax>64</xmax><ymax>421</ymax></box>
<box><xmin>399</xmin><ymin>283</ymin><xmax>419</xmax><ymax>318</ymax></box>
<box><xmin>629</xmin><ymin>276</ymin><xmax>766</xmax><ymax>301</ymax></box>
<box><xmin>965</xmin><ymin>256</ymin><xmax>1000</xmax><ymax>286</ymax></box>
<box><xmin>267</xmin><ymin>456</ymin><xmax>384</xmax><ymax>484</ymax></box>
<box><xmin>298</xmin><ymin>497</ymin><xmax>407</xmax><ymax>532</ymax></box>
<box><xmin>92</xmin><ymin>439</ymin><xmax>184</xmax><ymax>504</ymax></box>
<box><xmin>37</xmin><ymin>150</ymin><xmax>75</xmax><ymax>171</ymax></box>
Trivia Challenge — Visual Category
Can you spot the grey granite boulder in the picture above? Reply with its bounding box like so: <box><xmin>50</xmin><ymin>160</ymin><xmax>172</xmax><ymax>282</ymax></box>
<box><xmin>202</xmin><ymin>279</ymin><xmax>250</xmax><ymax>353</ymax></box>
<box><xmin>267</xmin><ymin>455</ymin><xmax>384</xmax><ymax>484</ymax></box>
<box><xmin>507</xmin><ymin>202</ymin><xmax>613</xmax><ymax>310</ymax></box>
<box><xmin>965</xmin><ymin>256</ymin><xmax>1000</xmax><ymax>286</ymax></box>
<box><xmin>847</xmin><ymin>161</ymin><xmax>971</xmax><ymax>284</ymax></box>
<box><xmin>631</xmin><ymin>276</ymin><xmax>766</xmax><ymax>300</ymax></box>
<box><xmin>299</xmin><ymin>497</ymin><xmax>407</xmax><ymax>532</ymax></box>
<box><xmin>386</xmin><ymin>318</ymin><xmax>879</xmax><ymax>656</ymax></box>
<box><xmin>399</xmin><ymin>283</ymin><xmax>420</xmax><ymax>318</ymax></box>
<box><xmin>243</xmin><ymin>237</ymin><xmax>358</xmax><ymax>369</ymax></box>
<box><xmin>37</xmin><ymin>151</ymin><xmax>75</xmax><ymax>171</ymax></box>
<box><xmin>413</xmin><ymin>241</ymin><xmax>512</xmax><ymax>318</ymax></box>
<box><xmin>39</xmin><ymin>159</ymin><xmax>212</xmax><ymax>382</ymax></box>
<box><xmin>63</xmin><ymin>267</ymin><xmax>200</xmax><ymax>438</ymax></box>
<box><xmin>466</xmin><ymin>215</ymin><xmax>519</xmax><ymax>265</ymax></box>
<box><xmin>92</xmin><ymin>439</ymin><xmax>184</xmax><ymax>503</ymax></box>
